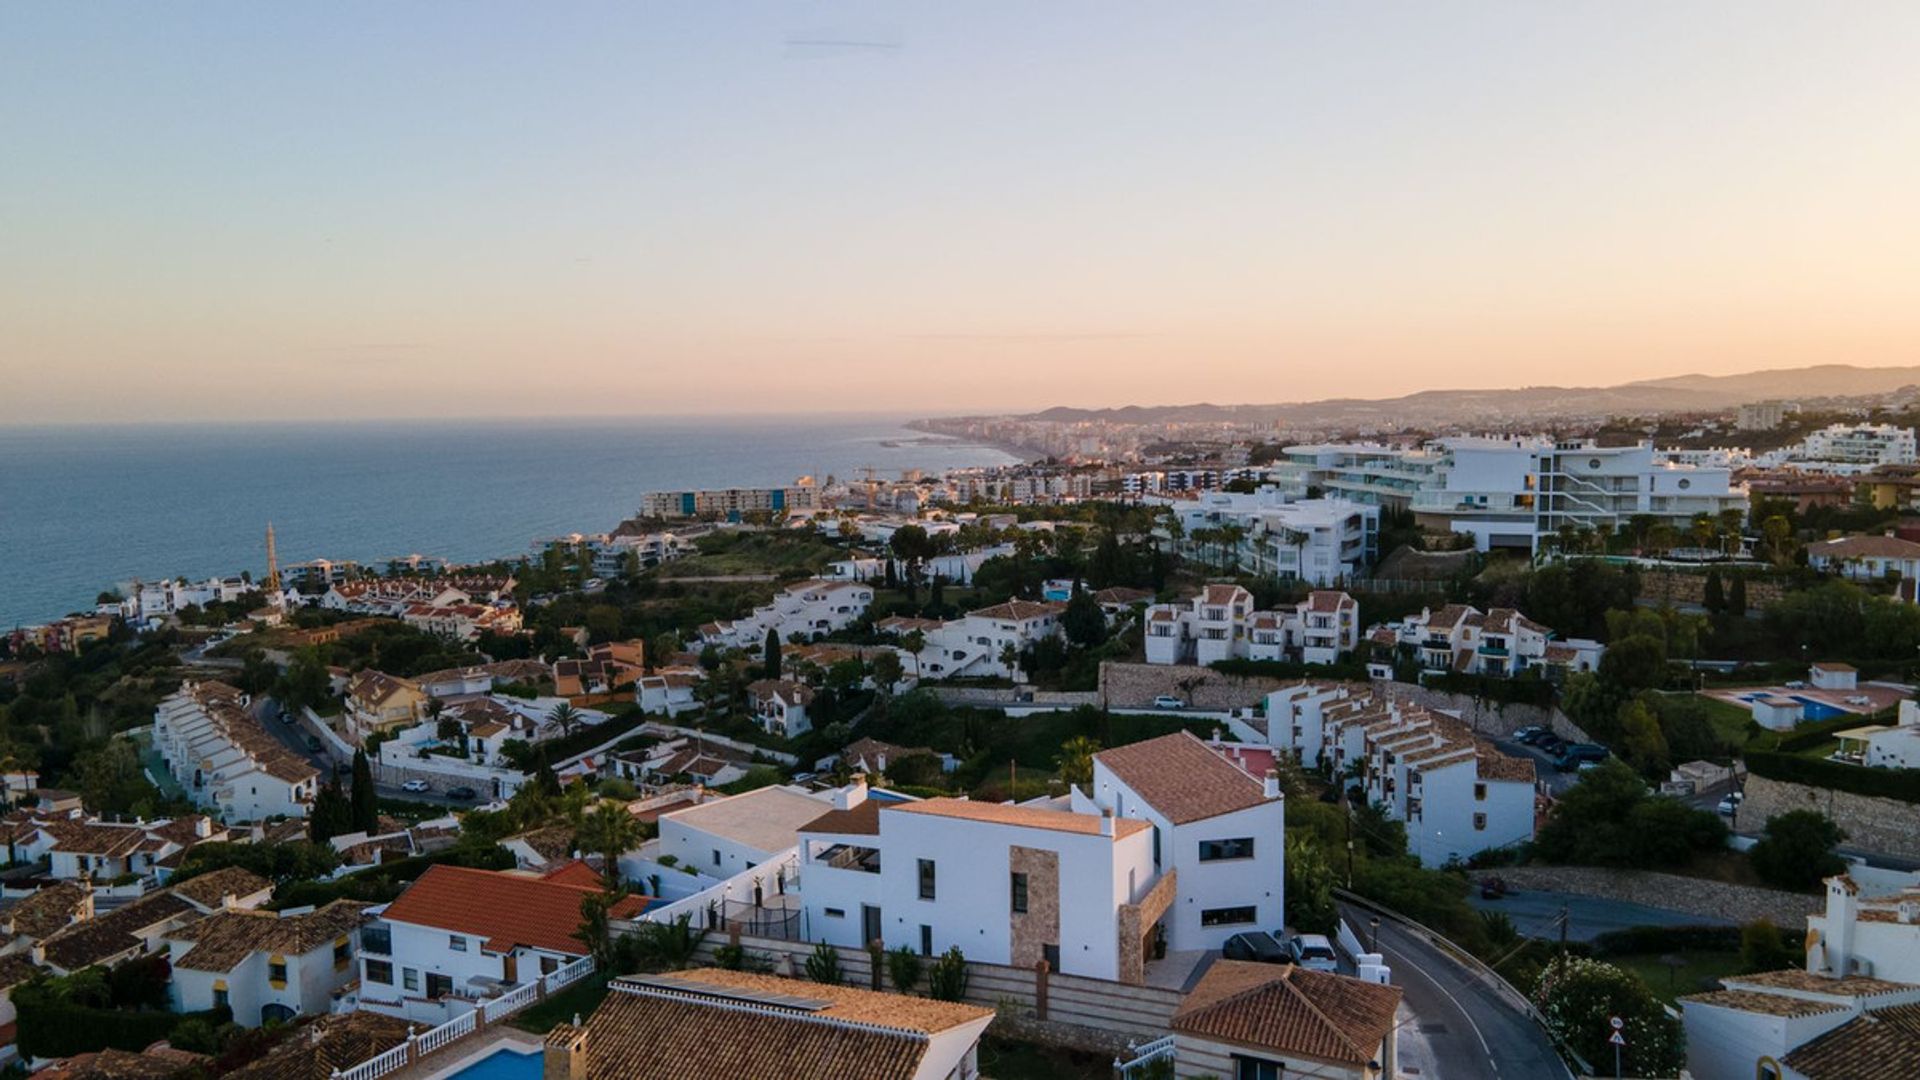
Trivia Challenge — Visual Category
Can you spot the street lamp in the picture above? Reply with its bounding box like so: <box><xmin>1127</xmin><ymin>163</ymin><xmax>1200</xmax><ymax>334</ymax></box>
<box><xmin>1370</xmin><ymin>916</ymin><xmax>1380</xmax><ymax>954</ymax></box>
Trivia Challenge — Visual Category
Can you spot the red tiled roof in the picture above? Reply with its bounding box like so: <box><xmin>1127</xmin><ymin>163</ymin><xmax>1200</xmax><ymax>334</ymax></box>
<box><xmin>380</xmin><ymin>865</ymin><xmax>647</xmax><ymax>956</ymax></box>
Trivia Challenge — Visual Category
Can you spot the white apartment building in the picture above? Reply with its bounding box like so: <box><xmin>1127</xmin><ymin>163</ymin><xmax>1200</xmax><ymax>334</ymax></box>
<box><xmin>1076</xmin><ymin>732</ymin><xmax>1285</xmax><ymax>953</ymax></box>
<box><xmin>1156</xmin><ymin>492</ymin><xmax>1379</xmax><ymax>586</ymax></box>
<box><xmin>1533</xmin><ymin>440</ymin><xmax>1748</xmax><ymax>541</ymax></box>
<box><xmin>164</xmin><ymin>899</ymin><xmax>371</xmax><ymax>1026</ymax></box>
<box><xmin>1143</xmin><ymin>585</ymin><xmax>1359</xmax><ymax>666</ymax></box>
<box><xmin>1837</xmin><ymin>700</ymin><xmax>1920</xmax><ymax>770</ymax></box>
<box><xmin>1807</xmin><ymin>872</ymin><xmax>1920</xmax><ymax>984</ymax></box>
<box><xmin>697</xmin><ymin>579</ymin><xmax>875</xmax><ymax>651</ymax></box>
<box><xmin>747</xmin><ymin>679</ymin><xmax>813</xmax><ymax>738</ymax></box>
<box><xmin>1261</xmin><ymin>686</ymin><xmax>1536</xmax><ymax>867</ymax></box>
<box><xmin>639</xmin><ymin>484</ymin><xmax>817</xmax><ymax>520</ymax></box>
<box><xmin>1266</xmin><ymin>442</ymin><xmax>1445</xmax><ymax>508</ymax></box>
<box><xmin>534</xmin><ymin>531</ymin><xmax>685</xmax><ymax>576</ymax></box>
<box><xmin>914</xmin><ymin>600</ymin><xmax>1066</xmax><ymax>681</ymax></box>
<box><xmin>153</xmin><ymin>682</ymin><xmax>320</xmax><ymax>822</ymax></box>
<box><xmin>1768</xmin><ymin>422</ymin><xmax>1919</xmax><ymax>474</ymax></box>
<box><xmin>658</xmin><ymin>784</ymin><xmax>841</xmax><ymax>877</ymax></box>
<box><xmin>797</xmin><ymin>788</ymin><xmax>1169</xmax><ymax>983</ymax></box>
<box><xmin>1380</xmin><ymin>604</ymin><xmax>1603</xmax><ymax>678</ymax></box>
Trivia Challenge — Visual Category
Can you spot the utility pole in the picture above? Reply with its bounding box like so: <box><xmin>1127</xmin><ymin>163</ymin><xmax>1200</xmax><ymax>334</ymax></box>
<box><xmin>1559</xmin><ymin>905</ymin><xmax>1569</xmax><ymax>952</ymax></box>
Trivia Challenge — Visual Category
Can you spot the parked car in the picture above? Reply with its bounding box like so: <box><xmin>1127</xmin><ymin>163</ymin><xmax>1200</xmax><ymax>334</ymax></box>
<box><xmin>1554</xmin><ymin>744</ymin><xmax>1610</xmax><ymax>772</ymax></box>
<box><xmin>1287</xmin><ymin>933</ymin><xmax>1339</xmax><ymax>973</ymax></box>
<box><xmin>401</xmin><ymin>779</ymin><xmax>431</xmax><ymax>793</ymax></box>
<box><xmin>1536</xmin><ymin>736</ymin><xmax>1567</xmax><ymax>757</ymax></box>
<box><xmin>1512</xmin><ymin>726</ymin><xmax>1546</xmax><ymax>744</ymax></box>
<box><xmin>1716</xmin><ymin>796</ymin><xmax>1738</xmax><ymax>815</ymax></box>
<box><xmin>1222</xmin><ymin>931</ymin><xmax>1289</xmax><ymax>964</ymax></box>
<box><xmin>1153</xmin><ymin>695</ymin><xmax>1188</xmax><ymax>710</ymax></box>
<box><xmin>447</xmin><ymin>786</ymin><xmax>478</xmax><ymax>801</ymax></box>
<box><xmin>1480</xmin><ymin>875</ymin><xmax>1509</xmax><ymax>899</ymax></box>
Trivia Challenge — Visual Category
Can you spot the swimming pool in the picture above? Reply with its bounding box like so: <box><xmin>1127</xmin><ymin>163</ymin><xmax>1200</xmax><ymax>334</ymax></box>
<box><xmin>1790</xmin><ymin>696</ymin><xmax>1848</xmax><ymax>721</ymax></box>
<box><xmin>438</xmin><ymin>1048</ymin><xmax>541</xmax><ymax>1080</ymax></box>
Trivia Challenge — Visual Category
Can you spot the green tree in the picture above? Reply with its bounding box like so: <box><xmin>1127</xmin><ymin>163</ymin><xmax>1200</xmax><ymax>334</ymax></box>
<box><xmin>1532</xmin><ymin>955</ymin><xmax>1684</xmax><ymax>1076</ymax></box>
<box><xmin>1061</xmin><ymin>582</ymin><xmax>1107</xmax><ymax>648</ymax></box>
<box><xmin>927</xmin><ymin>946</ymin><xmax>969</xmax><ymax>1000</ymax></box>
<box><xmin>576</xmin><ymin>803</ymin><xmax>644</xmax><ymax>888</ymax></box>
<box><xmin>1598</xmin><ymin>634</ymin><xmax>1668</xmax><ymax>692</ymax></box>
<box><xmin>886</xmin><ymin>945</ymin><xmax>923</xmax><ymax>993</ymax></box>
<box><xmin>870</xmin><ymin>651</ymin><xmax>904</xmax><ymax>696</ymax></box>
<box><xmin>1740</xmin><ymin>919</ymin><xmax>1799</xmax><ymax>972</ymax></box>
<box><xmin>1750</xmin><ymin>810</ymin><xmax>1847</xmax><ymax>892</ymax></box>
<box><xmin>805</xmin><ymin>941</ymin><xmax>843</xmax><ymax>985</ymax></box>
<box><xmin>1283</xmin><ymin>833</ymin><xmax>1336</xmax><ymax>934</ymax></box>
<box><xmin>889</xmin><ymin>525</ymin><xmax>936</xmax><ymax>604</ymax></box>
<box><xmin>308</xmin><ymin>779</ymin><xmax>352</xmax><ymax>844</ymax></box>
<box><xmin>72</xmin><ymin>740</ymin><xmax>150</xmax><ymax>817</ymax></box>
<box><xmin>547</xmin><ymin>702</ymin><xmax>582</xmax><ymax>739</ymax></box>
<box><xmin>1616</xmin><ymin>699</ymin><xmax>1670</xmax><ymax>775</ymax></box>
<box><xmin>1728</xmin><ymin>574</ymin><xmax>1748</xmax><ymax>617</ymax></box>
<box><xmin>1702</xmin><ymin>570</ymin><xmax>1724</xmax><ymax>613</ymax></box>
<box><xmin>1054</xmin><ymin>735</ymin><xmax>1100</xmax><ymax>787</ymax></box>
<box><xmin>349</xmin><ymin>750</ymin><xmax>378</xmax><ymax>833</ymax></box>
<box><xmin>763</xmin><ymin>628</ymin><xmax>782</xmax><ymax>680</ymax></box>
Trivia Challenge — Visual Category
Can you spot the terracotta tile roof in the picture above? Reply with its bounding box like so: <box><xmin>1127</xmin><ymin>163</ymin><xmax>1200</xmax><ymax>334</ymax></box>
<box><xmin>379</xmin><ymin>865</ymin><xmax>645</xmax><ymax>956</ymax></box>
<box><xmin>45</xmin><ymin>821</ymin><xmax>150</xmax><ymax>858</ymax></box>
<box><xmin>884</xmin><ymin>798</ymin><xmax>1150</xmax><ymax>839</ymax></box>
<box><xmin>800</xmin><ymin>799</ymin><xmax>883</xmax><ymax>837</ymax></box>
<box><xmin>165</xmin><ymin>900</ymin><xmax>370</xmax><ymax>972</ymax></box>
<box><xmin>5</xmin><ymin>882</ymin><xmax>92</xmax><ymax>940</ymax></box>
<box><xmin>1306</xmin><ymin>591</ymin><xmax>1354</xmax><ymax>613</ymax></box>
<box><xmin>1093</xmin><ymin>587</ymin><xmax>1154</xmax><ymax>605</ymax></box>
<box><xmin>41</xmin><ymin>1046</ymin><xmax>211</xmax><ymax>1080</ymax></box>
<box><xmin>1203</xmin><ymin>584</ymin><xmax>1252</xmax><ymax>606</ymax></box>
<box><xmin>1475</xmin><ymin>744</ymin><xmax>1536</xmax><ymax>783</ymax></box>
<box><xmin>505</xmin><ymin>824</ymin><xmax>577</xmax><ymax>863</ymax></box>
<box><xmin>1783</xmin><ymin>1002</ymin><xmax>1920</xmax><ymax>1079</ymax></box>
<box><xmin>1423</xmin><ymin>604</ymin><xmax>1476</xmax><ymax>630</ymax></box>
<box><xmin>1094</xmin><ymin>732</ymin><xmax>1272</xmax><ymax>825</ymax></box>
<box><xmin>224</xmin><ymin>1011</ymin><xmax>425</xmax><ymax>1080</ymax></box>
<box><xmin>346</xmin><ymin>670</ymin><xmax>420</xmax><ymax>707</ymax></box>
<box><xmin>748</xmin><ymin>679</ymin><xmax>815</xmax><ymax>707</ymax></box>
<box><xmin>1173</xmin><ymin>960</ymin><xmax>1402</xmax><ymax>1066</ymax></box>
<box><xmin>1724</xmin><ymin>969</ymin><xmax>1916</xmax><ymax>996</ymax></box>
<box><xmin>841</xmin><ymin>738</ymin><xmax>935</xmax><ymax>769</ymax></box>
<box><xmin>1808</xmin><ymin>534</ymin><xmax>1920</xmax><ymax>560</ymax></box>
<box><xmin>1680</xmin><ymin>989</ymin><xmax>1850</xmax><ymax>1018</ymax></box>
<box><xmin>40</xmin><ymin>891</ymin><xmax>197</xmax><ymax>972</ymax></box>
<box><xmin>170</xmin><ymin>866</ymin><xmax>273</xmax><ymax>910</ymax></box>
<box><xmin>967</xmin><ymin>599</ymin><xmax>1065</xmax><ymax>622</ymax></box>
<box><xmin>558</xmin><ymin>969</ymin><xmax>992</xmax><ymax>1080</ymax></box>
<box><xmin>0</xmin><ymin>951</ymin><xmax>41</xmax><ymax>990</ymax></box>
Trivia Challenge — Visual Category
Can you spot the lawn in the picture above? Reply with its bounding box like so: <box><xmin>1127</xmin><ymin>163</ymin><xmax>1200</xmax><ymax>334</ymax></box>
<box><xmin>975</xmin><ymin>1036</ymin><xmax>1113</xmax><ymax>1080</ymax></box>
<box><xmin>1693</xmin><ymin>695</ymin><xmax>1760</xmax><ymax>751</ymax></box>
<box><xmin>1613</xmin><ymin>950</ymin><xmax>1745</xmax><ymax>1004</ymax></box>
<box><xmin>656</xmin><ymin>532</ymin><xmax>846</xmax><ymax>579</ymax></box>
<box><xmin>511</xmin><ymin>974</ymin><xmax>612</xmax><ymax>1033</ymax></box>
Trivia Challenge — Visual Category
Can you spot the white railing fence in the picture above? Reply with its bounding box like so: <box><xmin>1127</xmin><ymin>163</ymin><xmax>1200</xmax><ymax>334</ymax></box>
<box><xmin>333</xmin><ymin>956</ymin><xmax>597</xmax><ymax>1079</ymax></box>
<box><xmin>1114</xmin><ymin>1035</ymin><xmax>1176</xmax><ymax>1078</ymax></box>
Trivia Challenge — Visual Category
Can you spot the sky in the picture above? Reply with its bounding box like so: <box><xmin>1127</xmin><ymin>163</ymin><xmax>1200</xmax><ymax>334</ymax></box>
<box><xmin>4</xmin><ymin>3</ymin><xmax>1920</xmax><ymax>424</ymax></box>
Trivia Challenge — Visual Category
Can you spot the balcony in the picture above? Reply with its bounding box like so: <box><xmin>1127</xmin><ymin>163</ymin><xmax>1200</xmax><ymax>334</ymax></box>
<box><xmin>1477</xmin><ymin>644</ymin><xmax>1509</xmax><ymax>657</ymax></box>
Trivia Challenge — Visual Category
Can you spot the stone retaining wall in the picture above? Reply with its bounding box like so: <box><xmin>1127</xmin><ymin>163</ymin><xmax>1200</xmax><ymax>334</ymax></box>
<box><xmin>1376</xmin><ymin>683</ymin><xmax>1593</xmax><ymax>744</ymax></box>
<box><xmin>1639</xmin><ymin>569</ymin><xmax>1787</xmax><ymax>610</ymax></box>
<box><xmin>1496</xmin><ymin>865</ymin><xmax>1820</xmax><ymax>929</ymax></box>
<box><xmin>1099</xmin><ymin>661</ymin><xmax>1296</xmax><ymax>711</ymax></box>
<box><xmin>1736</xmin><ymin>774</ymin><xmax>1920</xmax><ymax>861</ymax></box>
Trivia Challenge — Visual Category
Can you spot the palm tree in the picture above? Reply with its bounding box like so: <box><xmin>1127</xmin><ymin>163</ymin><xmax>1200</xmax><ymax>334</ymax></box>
<box><xmin>547</xmin><ymin>702</ymin><xmax>582</xmax><ymax>739</ymax></box>
<box><xmin>998</xmin><ymin>643</ymin><xmax>1021</xmax><ymax>683</ymax></box>
<box><xmin>577</xmin><ymin>803</ymin><xmax>644</xmax><ymax>888</ymax></box>
<box><xmin>1054</xmin><ymin>736</ymin><xmax>1100</xmax><ymax>787</ymax></box>
<box><xmin>901</xmin><ymin>630</ymin><xmax>926</xmax><ymax>678</ymax></box>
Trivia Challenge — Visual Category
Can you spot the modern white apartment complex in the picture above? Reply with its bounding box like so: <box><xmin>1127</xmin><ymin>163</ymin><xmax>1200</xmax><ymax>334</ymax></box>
<box><xmin>1154</xmin><ymin>492</ymin><xmax>1380</xmax><ymax>585</ymax></box>
<box><xmin>697</xmin><ymin>579</ymin><xmax>875</xmax><ymax>650</ymax></box>
<box><xmin>152</xmin><ymin>681</ymin><xmax>320</xmax><ymax>822</ymax></box>
<box><xmin>1533</xmin><ymin>440</ymin><xmax>1748</xmax><ymax>541</ymax></box>
<box><xmin>1764</xmin><ymin>422</ymin><xmax>1919</xmax><ymax>474</ymax></box>
<box><xmin>797</xmin><ymin>787</ymin><xmax>1171</xmax><ymax>983</ymax></box>
<box><xmin>910</xmin><ymin>599</ymin><xmax>1065</xmax><ymax>681</ymax></box>
<box><xmin>1143</xmin><ymin>584</ymin><xmax>1359</xmax><ymax>666</ymax></box>
<box><xmin>1261</xmin><ymin>685</ymin><xmax>1536</xmax><ymax>867</ymax></box>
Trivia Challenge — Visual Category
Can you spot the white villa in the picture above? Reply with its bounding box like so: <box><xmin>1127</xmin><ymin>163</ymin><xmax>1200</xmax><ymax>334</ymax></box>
<box><xmin>697</xmin><ymin>579</ymin><xmax>875</xmax><ymax>650</ymax></box>
<box><xmin>164</xmin><ymin>899</ymin><xmax>372</xmax><ymax>1026</ymax></box>
<box><xmin>1144</xmin><ymin>585</ymin><xmax>1359</xmax><ymax>666</ymax></box>
<box><xmin>1375</xmin><ymin>604</ymin><xmax>1603</xmax><ymax>678</ymax></box>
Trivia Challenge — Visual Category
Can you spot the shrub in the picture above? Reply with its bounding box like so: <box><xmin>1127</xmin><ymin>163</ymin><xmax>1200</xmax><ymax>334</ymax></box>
<box><xmin>1745</xmin><ymin>750</ymin><xmax>1920</xmax><ymax>803</ymax></box>
<box><xmin>1589</xmin><ymin>925</ymin><xmax>1742</xmax><ymax>958</ymax></box>
<box><xmin>928</xmin><ymin>946</ymin><xmax>969</xmax><ymax>1002</ymax></box>
<box><xmin>887</xmin><ymin>945</ymin><xmax>923</xmax><ymax>994</ymax></box>
<box><xmin>1532</xmin><ymin>956</ymin><xmax>1683</xmax><ymax>1076</ymax></box>
<box><xmin>805</xmin><ymin>941</ymin><xmax>843</xmax><ymax>985</ymax></box>
<box><xmin>13</xmin><ymin>976</ymin><xmax>230</xmax><ymax>1059</ymax></box>
<box><xmin>1750</xmin><ymin>810</ymin><xmax>1848</xmax><ymax>892</ymax></box>
<box><xmin>1740</xmin><ymin>919</ymin><xmax>1802</xmax><ymax>972</ymax></box>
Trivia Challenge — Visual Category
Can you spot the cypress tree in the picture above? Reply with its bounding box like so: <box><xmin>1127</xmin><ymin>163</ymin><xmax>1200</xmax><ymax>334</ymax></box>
<box><xmin>764</xmin><ymin>627</ymin><xmax>782</xmax><ymax>680</ymax></box>
<box><xmin>1728</xmin><ymin>574</ymin><xmax>1747</xmax><ymax>617</ymax></box>
<box><xmin>1702</xmin><ymin>570</ymin><xmax>1724</xmax><ymax>613</ymax></box>
<box><xmin>350</xmin><ymin>749</ymin><xmax>378</xmax><ymax>833</ymax></box>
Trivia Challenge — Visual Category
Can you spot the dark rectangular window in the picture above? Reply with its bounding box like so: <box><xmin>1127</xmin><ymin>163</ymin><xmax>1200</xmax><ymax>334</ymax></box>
<box><xmin>1233</xmin><ymin>1055</ymin><xmax>1284</xmax><ymax>1080</ymax></box>
<box><xmin>426</xmin><ymin>972</ymin><xmax>453</xmax><ymax>999</ymax></box>
<box><xmin>360</xmin><ymin>925</ymin><xmax>391</xmax><ymax>954</ymax></box>
<box><xmin>1010</xmin><ymin>872</ymin><xmax>1029</xmax><ymax>914</ymax></box>
<box><xmin>364</xmin><ymin>959</ymin><xmax>393</xmax><ymax>985</ymax></box>
<box><xmin>918</xmin><ymin>858</ymin><xmax>936</xmax><ymax>900</ymax></box>
<box><xmin>919</xmin><ymin>925</ymin><xmax>933</xmax><ymax>956</ymax></box>
<box><xmin>1201</xmin><ymin>906</ymin><xmax>1259</xmax><ymax>927</ymax></box>
<box><xmin>1199</xmin><ymin>837</ymin><xmax>1255</xmax><ymax>862</ymax></box>
<box><xmin>1043</xmin><ymin>943</ymin><xmax>1061</xmax><ymax>971</ymax></box>
<box><xmin>1151</xmin><ymin>827</ymin><xmax>1161</xmax><ymax>869</ymax></box>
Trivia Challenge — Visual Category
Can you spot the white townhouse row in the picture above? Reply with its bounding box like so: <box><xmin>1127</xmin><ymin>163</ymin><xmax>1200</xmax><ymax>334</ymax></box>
<box><xmin>696</xmin><ymin>579</ymin><xmax>875</xmax><ymax>651</ymax></box>
<box><xmin>398</xmin><ymin>600</ymin><xmax>523</xmax><ymax>641</ymax></box>
<box><xmin>316</xmin><ymin>574</ymin><xmax>515</xmax><ymax>616</ymax></box>
<box><xmin>1263</xmin><ymin>684</ymin><xmax>1537</xmax><ymax>867</ymax></box>
<box><xmin>1151</xmin><ymin>492</ymin><xmax>1380</xmax><ymax>586</ymax></box>
<box><xmin>113</xmin><ymin>575</ymin><xmax>255</xmax><ymax>621</ymax></box>
<box><xmin>1375</xmin><ymin>603</ymin><xmax>1604</xmax><ymax>678</ymax></box>
<box><xmin>903</xmin><ymin>600</ymin><xmax>1066</xmax><ymax>681</ymax></box>
<box><xmin>1681</xmin><ymin>874</ymin><xmax>1920</xmax><ymax>1080</ymax></box>
<box><xmin>1143</xmin><ymin>583</ymin><xmax>1359</xmax><ymax>666</ymax></box>
<box><xmin>153</xmin><ymin>681</ymin><xmax>320</xmax><ymax>822</ymax></box>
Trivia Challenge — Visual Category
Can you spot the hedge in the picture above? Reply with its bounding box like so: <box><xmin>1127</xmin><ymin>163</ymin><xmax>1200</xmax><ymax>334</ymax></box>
<box><xmin>1769</xmin><ymin>713</ymin><xmax>1896</xmax><ymax>755</ymax></box>
<box><xmin>14</xmin><ymin>984</ymin><xmax>230</xmax><ymax>1058</ymax></box>
<box><xmin>1745</xmin><ymin>751</ymin><xmax>1920</xmax><ymax>804</ymax></box>
<box><xmin>1589</xmin><ymin>925</ymin><xmax>1743</xmax><ymax>958</ymax></box>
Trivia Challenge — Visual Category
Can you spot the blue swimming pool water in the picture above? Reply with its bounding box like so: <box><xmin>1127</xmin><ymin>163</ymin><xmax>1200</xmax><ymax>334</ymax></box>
<box><xmin>1790</xmin><ymin>696</ymin><xmax>1848</xmax><ymax>721</ymax></box>
<box><xmin>442</xmin><ymin>1048</ymin><xmax>541</xmax><ymax>1080</ymax></box>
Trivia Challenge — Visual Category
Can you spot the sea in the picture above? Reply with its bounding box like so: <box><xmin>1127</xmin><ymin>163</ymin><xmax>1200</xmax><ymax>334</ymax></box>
<box><xmin>0</xmin><ymin>414</ymin><xmax>1020</xmax><ymax>629</ymax></box>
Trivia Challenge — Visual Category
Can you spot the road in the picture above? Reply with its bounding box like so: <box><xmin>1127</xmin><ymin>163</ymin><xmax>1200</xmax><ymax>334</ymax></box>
<box><xmin>1466</xmin><ymin>889</ymin><xmax>1730</xmax><ymax>942</ymax></box>
<box><xmin>1340</xmin><ymin>902</ymin><xmax>1574</xmax><ymax>1080</ymax></box>
<box><xmin>253</xmin><ymin>696</ymin><xmax>476</xmax><ymax>810</ymax></box>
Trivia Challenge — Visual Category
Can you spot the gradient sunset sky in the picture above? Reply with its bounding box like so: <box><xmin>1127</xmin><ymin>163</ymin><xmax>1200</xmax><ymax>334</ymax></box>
<box><xmin>5</xmin><ymin>3</ymin><xmax>1920</xmax><ymax>424</ymax></box>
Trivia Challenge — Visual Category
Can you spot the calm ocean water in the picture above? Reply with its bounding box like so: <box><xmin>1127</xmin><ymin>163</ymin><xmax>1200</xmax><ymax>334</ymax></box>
<box><xmin>0</xmin><ymin>415</ymin><xmax>1017</xmax><ymax>628</ymax></box>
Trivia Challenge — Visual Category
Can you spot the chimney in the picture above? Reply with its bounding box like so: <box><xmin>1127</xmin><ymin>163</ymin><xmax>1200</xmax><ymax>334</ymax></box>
<box><xmin>1820</xmin><ymin>875</ymin><xmax>1859</xmax><ymax>978</ymax></box>
<box><xmin>1100</xmin><ymin>808</ymin><xmax>1115</xmax><ymax>837</ymax></box>
<box><xmin>194</xmin><ymin>816</ymin><xmax>212</xmax><ymax>839</ymax></box>
<box><xmin>1264</xmin><ymin>770</ymin><xmax>1282</xmax><ymax>800</ymax></box>
<box><xmin>833</xmin><ymin>777</ymin><xmax>868</xmax><ymax>812</ymax></box>
<box><xmin>543</xmin><ymin>1020</ymin><xmax>590</xmax><ymax>1080</ymax></box>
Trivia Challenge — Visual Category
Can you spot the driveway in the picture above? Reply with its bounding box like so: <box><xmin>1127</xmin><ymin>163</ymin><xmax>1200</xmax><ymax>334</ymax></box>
<box><xmin>1338</xmin><ymin>901</ymin><xmax>1574</xmax><ymax>1080</ymax></box>
<box><xmin>1466</xmin><ymin>888</ymin><xmax>1731</xmax><ymax>942</ymax></box>
<box><xmin>1487</xmin><ymin>737</ymin><xmax>1583</xmax><ymax>797</ymax></box>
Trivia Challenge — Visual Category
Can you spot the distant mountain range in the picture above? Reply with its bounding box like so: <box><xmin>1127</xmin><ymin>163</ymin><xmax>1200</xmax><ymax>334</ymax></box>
<box><xmin>1010</xmin><ymin>364</ymin><xmax>1920</xmax><ymax>428</ymax></box>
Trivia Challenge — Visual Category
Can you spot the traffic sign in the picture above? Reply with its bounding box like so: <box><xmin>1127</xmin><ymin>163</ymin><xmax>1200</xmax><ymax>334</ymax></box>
<box><xmin>1610</xmin><ymin>1016</ymin><xmax>1624</xmax><ymax>1030</ymax></box>
<box><xmin>1609</xmin><ymin>1031</ymin><xmax>1627</xmax><ymax>1046</ymax></box>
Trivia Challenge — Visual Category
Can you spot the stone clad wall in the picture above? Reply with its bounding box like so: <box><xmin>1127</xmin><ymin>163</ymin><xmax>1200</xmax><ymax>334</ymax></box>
<box><xmin>1379</xmin><ymin>683</ymin><xmax>1594</xmax><ymax>744</ymax></box>
<box><xmin>1495</xmin><ymin>865</ymin><xmax>1820</xmax><ymax>928</ymax></box>
<box><xmin>1008</xmin><ymin>845</ymin><xmax>1060</xmax><ymax>970</ymax></box>
<box><xmin>1737</xmin><ymin>774</ymin><xmax>1920</xmax><ymax>861</ymax></box>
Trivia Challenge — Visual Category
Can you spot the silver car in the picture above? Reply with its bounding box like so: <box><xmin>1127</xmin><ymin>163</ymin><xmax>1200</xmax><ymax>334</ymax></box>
<box><xmin>1288</xmin><ymin>933</ymin><xmax>1339</xmax><ymax>973</ymax></box>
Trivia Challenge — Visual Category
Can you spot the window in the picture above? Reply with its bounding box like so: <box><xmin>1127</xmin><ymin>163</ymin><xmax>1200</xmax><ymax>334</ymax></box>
<box><xmin>712</xmin><ymin>849</ymin><xmax>722</xmax><ymax>867</ymax></box>
<box><xmin>402</xmin><ymin>968</ymin><xmax>420</xmax><ymax>992</ymax></box>
<box><xmin>1474</xmin><ymin>813</ymin><xmax>1487</xmax><ymax>831</ymax></box>
<box><xmin>1233</xmin><ymin>1054</ymin><xmax>1286</xmax><ymax>1080</ymax></box>
<box><xmin>1201</xmin><ymin>906</ymin><xmax>1259</xmax><ymax>927</ymax></box>
<box><xmin>426</xmin><ymin>973</ymin><xmax>453</xmax><ymax>999</ymax></box>
<box><xmin>365</xmin><ymin>959</ymin><xmax>393</xmax><ymax>985</ymax></box>
<box><xmin>1151</xmin><ymin>827</ymin><xmax>1161</xmax><ymax>869</ymax></box>
<box><xmin>825</xmin><ymin>907</ymin><xmax>846</xmax><ymax>919</ymax></box>
<box><xmin>213</xmin><ymin>985</ymin><xmax>229</xmax><ymax>1009</ymax></box>
<box><xmin>1473</xmin><ymin>783</ymin><xmax>1487</xmax><ymax>801</ymax></box>
<box><xmin>268</xmin><ymin>958</ymin><xmax>288</xmax><ymax>986</ymax></box>
<box><xmin>360</xmin><ymin>925</ymin><xmax>392</xmax><ymax>954</ymax></box>
<box><xmin>920</xmin><ymin>925</ymin><xmax>933</xmax><ymax>956</ymax></box>
<box><xmin>1199</xmin><ymin>838</ymin><xmax>1255</xmax><ymax>862</ymax></box>
<box><xmin>540</xmin><ymin>956</ymin><xmax>559</xmax><ymax>975</ymax></box>
<box><xmin>918</xmin><ymin>858</ymin><xmax>936</xmax><ymax>900</ymax></box>
<box><xmin>450</xmin><ymin>935</ymin><xmax>468</xmax><ymax>952</ymax></box>
<box><xmin>1011</xmin><ymin>872</ymin><xmax>1029</xmax><ymax>914</ymax></box>
<box><xmin>1043</xmin><ymin>943</ymin><xmax>1061</xmax><ymax>971</ymax></box>
<box><xmin>334</xmin><ymin>937</ymin><xmax>351</xmax><ymax>970</ymax></box>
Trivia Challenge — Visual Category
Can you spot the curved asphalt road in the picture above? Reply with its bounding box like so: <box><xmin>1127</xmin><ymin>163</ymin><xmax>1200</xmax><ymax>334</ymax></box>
<box><xmin>1340</xmin><ymin>903</ymin><xmax>1574</xmax><ymax>1080</ymax></box>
